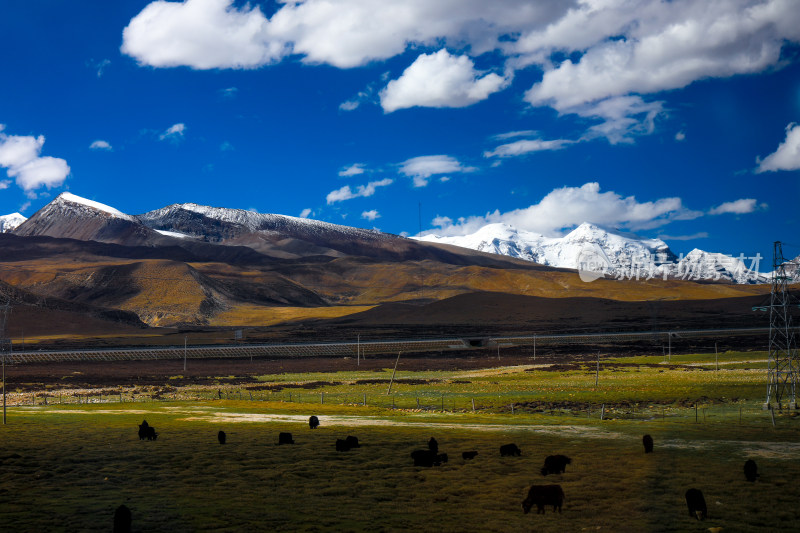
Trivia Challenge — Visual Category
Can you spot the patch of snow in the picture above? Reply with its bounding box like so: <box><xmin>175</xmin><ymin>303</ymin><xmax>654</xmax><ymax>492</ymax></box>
<box><xmin>0</xmin><ymin>212</ymin><xmax>26</xmax><ymax>232</ymax></box>
<box><xmin>55</xmin><ymin>192</ymin><xmax>135</xmax><ymax>221</ymax></box>
<box><xmin>154</xmin><ymin>229</ymin><xmax>193</xmax><ymax>239</ymax></box>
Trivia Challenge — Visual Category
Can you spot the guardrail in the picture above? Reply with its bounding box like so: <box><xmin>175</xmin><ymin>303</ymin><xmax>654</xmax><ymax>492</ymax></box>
<box><xmin>0</xmin><ymin>326</ymin><xmax>785</xmax><ymax>364</ymax></box>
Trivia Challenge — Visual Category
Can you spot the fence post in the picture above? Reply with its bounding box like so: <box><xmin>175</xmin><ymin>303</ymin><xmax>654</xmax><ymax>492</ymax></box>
<box><xmin>321</xmin><ymin>392</ymin><xmax>324</xmax><ymax>404</ymax></box>
<box><xmin>511</xmin><ymin>403</ymin><xmax>514</xmax><ymax>415</ymax></box>
<box><xmin>441</xmin><ymin>396</ymin><xmax>444</xmax><ymax>412</ymax></box>
<box><xmin>600</xmin><ymin>404</ymin><xmax>605</xmax><ymax>420</ymax></box>
<box><xmin>363</xmin><ymin>393</ymin><xmax>367</xmax><ymax>406</ymax></box>
<box><xmin>416</xmin><ymin>397</ymin><xmax>420</xmax><ymax>409</ymax></box>
<box><xmin>471</xmin><ymin>398</ymin><xmax>475</xmax><ymax>412</ymax></box>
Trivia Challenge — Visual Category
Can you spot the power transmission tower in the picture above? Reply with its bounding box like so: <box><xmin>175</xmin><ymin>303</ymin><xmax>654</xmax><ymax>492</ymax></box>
<box><xmin>1</xmin><ymin>298</ymin><xmax>10</xmax><ymax>424</ymax></box>
<box><xmin>764</xmin><ymin>242</ymin><xmax>799</xmax><ymax>410</ymax></box>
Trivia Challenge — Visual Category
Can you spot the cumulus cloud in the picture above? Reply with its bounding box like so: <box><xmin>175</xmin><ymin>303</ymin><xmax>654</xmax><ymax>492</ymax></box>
<box><xmin>326</xmin><ymin>178</ymin><xmax>393</xmax><ymax>204</ymax></box>
<box><xmin>0</xmin><ymin>126</ymin><xmax>70</xmax><ymax>192</ymax></box>
<box><xmin>522</xmin><ymin>0</ymin><xmax>800</xmax><ymax>110</ymax></box>
<box><xmin>361</xmin><ymin>209</ymin><xmax>380</xmax><ymax>221</ymax></box>
<box><xmin>90</xmin><ymin>140</ymin><xmax>112</xmax><ymax>150</ymax></box>
<box><xmin>159</xmin><ymin>123</ymin><xmax>186</xmax><ymax>141</ymax></box>
<box><xmin>425</xmin><ymin>182</ymin><xmax>701</xmax><ymax>237</ymax></box>
<box><xmin>756</xmin><ymin>123</ymin><xmax>800</xmax><ymax>173</ymax></box>
<box><xmin>399</xmin><ymin>155</ymin><xmax>476</xmax><ymax>187</ymax></box>
<box><xmin>122</xmin><ymin>1</ymin><xmax>800</xmax><ymax>136</ymax></box>
<box><xmin>708</xmin><ymin>198</ymin><xmax>766</xmax><ymax>215</ymax></box>
<box><xmin>122</xmin><ymin>0</ymin><xmax>282</xmax><ymax>69</ymax></box>
<box><xmin>380</xmin><ymin>49</ymin><xmax>508</xmax><ymax>112</ymax></box>
<box><xmin>339</xmin><ymin>163</ymin><xmax>366</xmax><ymax>177</ymax></box>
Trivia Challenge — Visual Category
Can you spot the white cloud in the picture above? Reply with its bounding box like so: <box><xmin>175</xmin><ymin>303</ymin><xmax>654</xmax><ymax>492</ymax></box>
<box><xmin>675</xmin><ymin>131</ymin><xmax>686</xmax><ymax>142</ymax></box>
<box><xmin>708</xmin><ymin>198</ymin><xmax>766</xmax><ymax>215</ymax></box>
<box><xmin>91</xmin><ymin>59</ymin><xmax>111</xmax><ymax>78</ymax></box>
<box><xmin>361</xmin><ymin>210</ymin><xmax>380</xmax><ymax>221</ymax></box>
<box><xmin>522</xmin><ymin>0</ymin><xmax>800</xmax><ymax>111</ymax></box>
<box><xmin>339</xmin><ymin>163</ymin><xmax>366</xmax><ymax>177</ymax></box>
<box><xmin>399</xmin><ymin>155</ymin><xmax>476</xmax><ymax>187</ymax></box>
<box><xmin>570</xmin><ymin>96</ymin><xmax>665</xmax><ymax>145</ymax></box>
<box><xmin>0</xmin><ymin>180</ymin><xmax>9</xmax><ymax>190</ymax></box>
<box><xmin>490</xmin><ymin>130</ymin><xmax>539</xmax><ymax>141</ymax></box>
<box><xmin>159</xmin><ymin>123</ymin><xmax>186</xmax><ymax>141</ymax></box>
<box><xmin>756</xmin><ymin>123</ymin><xmax>800</xmax><ymax>173</ymax></box>
<box><xmin>0</xmin><ymin>127</ymin><xmax>70</xmax><ymax>192</ymax></box>
<box><xmin>326</xmin><ymin>178</ymin><xmax>393</xmax><ymax>204</ymax></box>
<box><xmin>484</xmin><ymin>138</ymin><xmax>573</xmax><ymax>158</ymax></box>
<box><xmin>220</xmin><ymin>87</ymin><xmax>238</xmax><ymax>99</ymax></box>
<box><xmin>122</xmin><ymin>0</ymin><xmax>282</xmax><ymax>69</ymax></box>
<box><xmin>299</xmin><ymin>208</ymin><xmax>312</xmax><ymax>218</ymax></box>
<box><xmin>426</xmin><ymin>182</ymin><xmax>701</xmax><ymax>237</ymax></box>
<box><xmin>657</xmin><ymin>232</ymin><xmax>709</xmax><ymax>241</ymax></box>
<box><xmin>90</xmin><ymin>140</ymin><xmax>112</xmax><ymax>150</ymax></box>
<box><xmin>380</xmin><ymin>49</ymin><xmax>508</xmax><ymax>112</ymax></box>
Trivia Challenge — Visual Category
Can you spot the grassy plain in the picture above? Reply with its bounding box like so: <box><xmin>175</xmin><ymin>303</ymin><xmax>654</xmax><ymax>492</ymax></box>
<box><xmin>1</xmin><ymin>351</ymin><xmax>799</xmax><ymax>532</ymax></box>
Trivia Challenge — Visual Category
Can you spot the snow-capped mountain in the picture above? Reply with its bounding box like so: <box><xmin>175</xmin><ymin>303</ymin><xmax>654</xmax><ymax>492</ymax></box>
<box><xmin>13</xmin><ymin>192</ymin><xmax>163</xmax><ymax>246</ymax></box>
<box><xmin>0</xmin><ymin>212</ymin><xmax>26</xmax><ymax>233</ymax></box>
<box><xmin>416</xmin><ymin>222</ymin><xmax>767</xmax><ymax>283</ymax></box>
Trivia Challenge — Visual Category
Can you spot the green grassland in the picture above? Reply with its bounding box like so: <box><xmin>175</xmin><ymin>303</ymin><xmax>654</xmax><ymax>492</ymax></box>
<box><xmin>2</xmin><ymin>351</ymin><xmax>800</xmax><ymax>532</ymax></box>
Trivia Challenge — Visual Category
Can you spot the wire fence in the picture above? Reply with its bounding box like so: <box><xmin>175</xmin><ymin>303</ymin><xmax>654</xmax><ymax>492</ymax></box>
<box><xmin>1</xmin><ymin>326</ymin><xmax>790</xmax><ymax>364</ymax></box>
<box><xmin>6</xmin><ymin>388</ymin><xmax>797</xmax><ymax>428</ymax></box>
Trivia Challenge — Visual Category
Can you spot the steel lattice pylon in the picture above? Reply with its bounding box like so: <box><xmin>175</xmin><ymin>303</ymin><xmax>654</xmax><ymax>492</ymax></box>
<box><xmin>765</xmin><ymin>242</ymin><xmax>799</xmax><ymax>410</ymax></box>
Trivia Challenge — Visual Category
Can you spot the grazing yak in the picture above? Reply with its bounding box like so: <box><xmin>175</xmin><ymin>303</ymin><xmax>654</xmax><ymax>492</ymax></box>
<box><xmin>217</xmin><ymin>431</ymin><xmax>226</xmax><ymax>445</ymax></box>
<box><xmin>685</xmin><ymin>488</ymin><xmax>707</xmax><ymax>520</ymax></box>
<box><xmin>462</xmin><ymin>451</ymin><xmax>478</xmax><ymax>460</ymax></box>
<box><xmin>541</xmin><ymin>455</ymin><xmax>571</xmax><ymax>476</ymax></box>
<box><xmin>335</xmin><ymin>436</ymin><xmax>361</xmax><ymax>452</ymax></box>
<box><xmin>500</xmin><ymin>443</ymin><xmax>521</xmax><ymax>457</ymax></box>
<box><xmin>744</xmin><ymin>459</ymin><xmax>759</xmax><ymax>482</ymax></box>
<box><xmin>522</xmin><ymin>484</ymin><xmax>564</xmax><ymax>515</ymax></box>
<box><xmin>113</xmin><ymin>504</ymin><xmax>132</xmax><ymax>533</ymax></box>
<box><xmin>643</xmin><ymin>434</ymin><xmax>654</xmax><ymax>453</ymax></box>
<box><xmin>411</xmin><ymin>449</ymin><xmax>441</xmax><ymax>467</ymax></box>
<box><xmin>309</xmin><ymin>415</ymin><xmax>320</xmax><ymax>429</ymax></box>
<box><xmin>138</xmin><ymin>420</ymin><xmax>157</xmax><ymax>441</ymax></box>
<box><xmin>278</xmin><ymin>432</ymin><xmax>294</xmax><ymax>445</ymax></box>
<box><xmin>428</xmin><ymin>437</ymin><xmax>439</xmax><ymax>454</ymax></box>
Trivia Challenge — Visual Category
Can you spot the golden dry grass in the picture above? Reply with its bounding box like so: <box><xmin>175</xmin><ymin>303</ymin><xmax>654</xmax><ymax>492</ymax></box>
<box><xmin>213</xmin><ymin>304</ymin><xmax>375</xmax><ymax>326</ymax></box>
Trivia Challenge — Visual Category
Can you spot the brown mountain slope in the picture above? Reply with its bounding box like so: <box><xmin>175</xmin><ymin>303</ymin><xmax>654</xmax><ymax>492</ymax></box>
<box><xmin>324</xmin><ymin>291</ymin><xmax>771</xmax><ymax>334</ymax></box>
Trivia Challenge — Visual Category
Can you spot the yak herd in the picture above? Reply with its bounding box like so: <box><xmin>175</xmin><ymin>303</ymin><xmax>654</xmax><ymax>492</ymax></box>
<box><xmin>116</xmin><ymin>421</ymin><xmax>761</xmax><ymax>530</ymax></box>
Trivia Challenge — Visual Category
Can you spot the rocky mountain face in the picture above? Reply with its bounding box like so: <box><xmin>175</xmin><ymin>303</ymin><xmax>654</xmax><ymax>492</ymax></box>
<box><xmin>416</xmin><ymin>222</ymin><xmax>768</xmax><ymax>284</ymax></box>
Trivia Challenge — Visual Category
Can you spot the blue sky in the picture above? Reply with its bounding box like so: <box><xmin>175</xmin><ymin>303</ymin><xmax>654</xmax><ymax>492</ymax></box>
<box><xmin>1</xmin><ymin>0</ymin><xmax>799</xmax><ymax>264</ymax></box>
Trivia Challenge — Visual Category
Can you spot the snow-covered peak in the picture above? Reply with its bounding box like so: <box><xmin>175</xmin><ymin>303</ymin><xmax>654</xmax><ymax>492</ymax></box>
<box><xmin>0</xmin><ymin>212</ymin><xmax>26</xmax><ymax>233</ymax></box>
<box><xmin>416</xmin><ymin>221</ymin><xmax>765</xmax><ymax>283</ymax></box>
<box><xmin>53</xmin><ymin>192</ymin><xmax>135</xmax><ymax>221</ymax></box>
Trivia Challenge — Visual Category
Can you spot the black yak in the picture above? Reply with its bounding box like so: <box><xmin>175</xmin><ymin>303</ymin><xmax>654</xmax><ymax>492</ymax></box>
<box><xmin>522</xmin><ymin>484</ymin><xmax>564</xmax><ymax>515</ymax></box>
<box><xmin>309</xmin><ymin>415</ymin><xmax>320</xmax><ymax>429</ymax></box>
<box><xmin>643</xmin><ymin>434</ymin><xmax>654</xmax><ymax>453</ymax></box>
<box><xmin>744</xmin><ymin>459</ymin><xmax>759</xmax><ymax>482</ymax></box>
<box><xmin>411</xmin><ymin>449</ymin><xmax>440</xmax><ymax>467</ymax></box>
<box><xmin>113</xmin><ymin>504</ymin><xmax>132</xmax><ymax>533</ymax></box>
<box><xmin>685</xmin><ymin>488</ymin><xmax>707</xmax><ymax>520</ymax></box>
<box><xmin>541</xmin><ymin>454</ymin><xmax>571</xmax><ymax>476</ymax></box>
<box><xmin>336</xmin><ymin>438</ymin><xmax>350</xmax><ymax>452</ymax></box>
<box><xmin>500</xmin><ymin>443</ymin><xmax>521</xmax><ymax>456</ymax></box>
<box><xmin>462</xmin><ymin>451</ymin><xmax>478</xmax><ymax>460</ymax></box>
<box><xmin>218</xmin><ymin>430</ymin><xmax>226</xmax><ymax>445</ymax></box>
<box><xmin>428</xmin><ymin>437</ymin><xmax>439</xmax><ymax>454</ymax></box>
<box><xmin>138</xmin><ymin>421</ymin><xmax>157</xmax><ymax>441</ymax></box>
<box><xmin>278</xmin><ymin>432</ymin><xmax>294</xmax><ymax>445</ymax></box>
<box><xmin>345</xmin><ymin>435</ymin><xmax>360</xmax><ymax>449</ymax></box>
